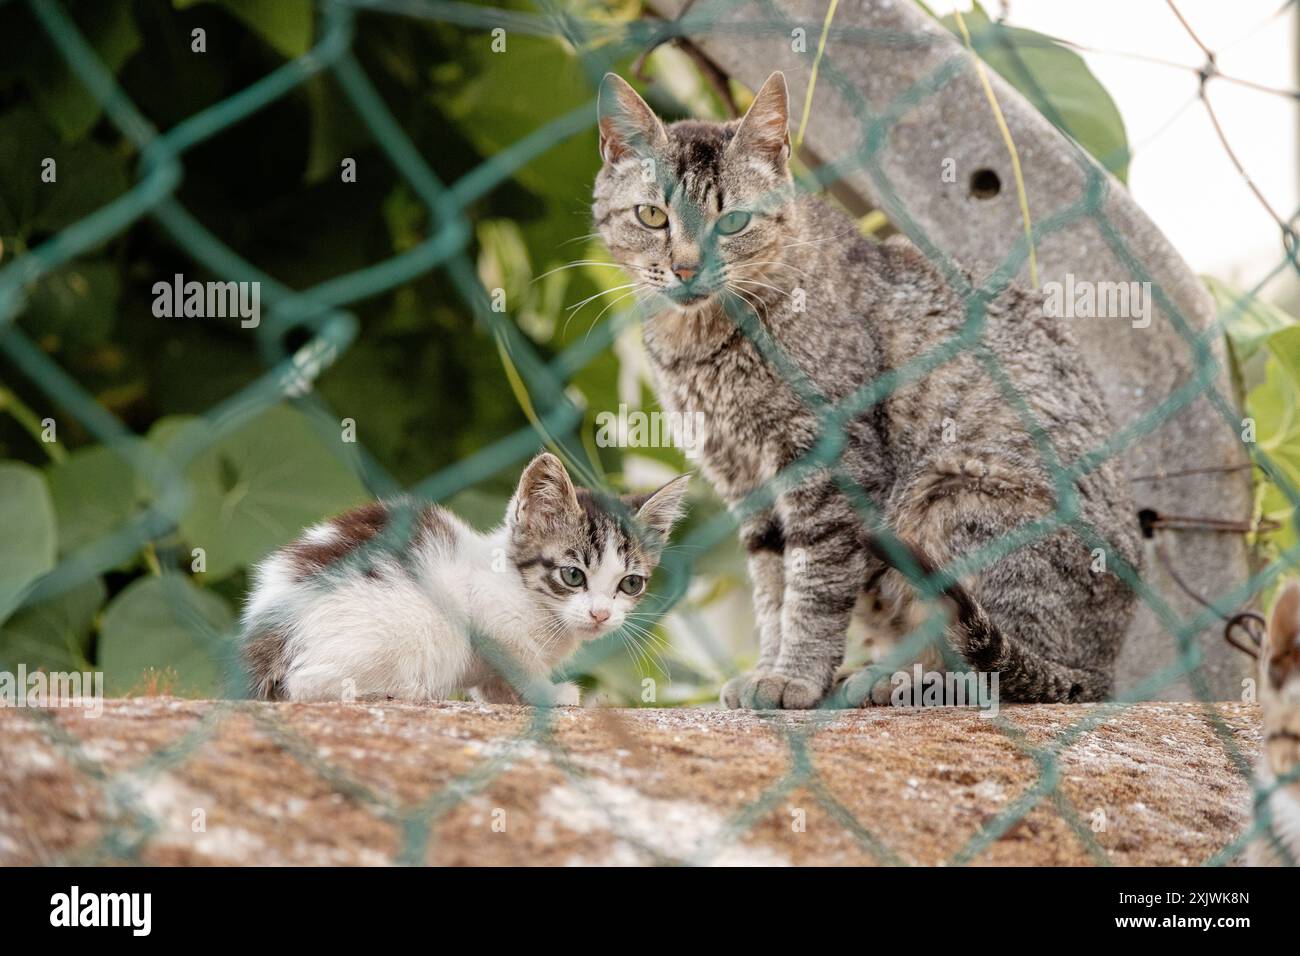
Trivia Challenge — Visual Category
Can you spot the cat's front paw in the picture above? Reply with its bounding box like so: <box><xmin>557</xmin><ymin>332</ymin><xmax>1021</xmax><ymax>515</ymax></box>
<box><xmin>827</xmin><ymin>665</ymin><xmax>895</xmax><ymax>708</ymax></box>
<box><xmin>722</xmin><ymin>671</ymin><xmax>825</xmax><ymax>709</ymax></box>
<box><xmin>551</xmin><ymin>682</ymin><xmax>581</xmax><ymax>707</ymax></box>
<box><xmin>720</xmin><ymin>671</ymin><xmax>768</xmax><ymax>709</ymax></box>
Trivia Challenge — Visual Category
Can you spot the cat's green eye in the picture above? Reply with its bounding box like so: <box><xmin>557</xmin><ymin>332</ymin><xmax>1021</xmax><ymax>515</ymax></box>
<box><xmin>559</xmin><ymin>566</ymin><xmax>586</xmax><ymax>588</ymax></box>
<box><xmin>716</xmin><ymin>211</ymin><xmax>751</xmax><ymax>235</ymax></box>
<box><xmin>635</xmin><ymin>205</ymin><xmax>668</xmax><ymax>229</ymax></box>
<box><xmin>618</xmin><ymin>574</ymin><xmax>645</xmax><ymax>596</ymax></box>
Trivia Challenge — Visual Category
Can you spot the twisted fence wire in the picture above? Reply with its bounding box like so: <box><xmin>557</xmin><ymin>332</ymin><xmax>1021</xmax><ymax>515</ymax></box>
<box><xmin>2</xmin><ymin>0</ymin><xmax>1299</xmax><ymax>865</ymax></box>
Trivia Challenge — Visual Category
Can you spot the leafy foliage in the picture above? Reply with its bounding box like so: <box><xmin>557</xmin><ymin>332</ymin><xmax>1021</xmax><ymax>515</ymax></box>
<box><xmin>940</xmin><ymin>3</ymin><xmax>1130</xmax><ymax>182</ymax></box>
<box><xmin>1212</xmin><ymin>279</ymin><xmax>1300</xmax><ymax>590</ymax></box>
<box><xmin>0</xmin><ymin>0</ymin><xmax>710</xmax><ymax>698</ymax></box>
<box><xmin>0</xmin><ymin>462</ymin><xmax>56</xmax><ymax>623</ymax></box>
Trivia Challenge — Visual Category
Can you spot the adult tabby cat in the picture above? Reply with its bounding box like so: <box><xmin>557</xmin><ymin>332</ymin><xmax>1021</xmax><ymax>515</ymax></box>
<box><xmin>593</xmin><ymin>71</ymin><xmax>1140</xmax><ymax>709</ymax></box>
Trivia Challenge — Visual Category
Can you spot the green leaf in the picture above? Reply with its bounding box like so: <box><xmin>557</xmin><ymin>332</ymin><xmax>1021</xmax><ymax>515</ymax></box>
<box><xmin>98</xmin><ymin>575</ymin><xmax>231</xmax><ymax>696</ymax></box>
<box><xmin>943</xmin><ymin>5</ymin><xmax>1130</xmax><ymax>182</ymax></box>
<box><xmin>1207</xmin><ymin>276</ymin><xmax>1297</xmax><ymax>363</ymax></box>
<box><xmin>0</xmin><ymin>577</ymin><xmax>105</xmax><ymax>673</ymax></box>
<box><xmin>1248</xmin><ymin>348</ymin><xmax>1300</xmax><ymax>576</ymax></box>
<box><xmin>1267</xmin><ymin>324</ymin><xmax>1300</xmax><ymax>389</ymax></box>
<box><xmin>148</xmin><ymin>404</ymin><xmax>368</xmax><ymax>580</ymax></box>
<box><xmin>0</xmin><ymin>462</ymin><xmax>57</xmax><ymax>624</ymax></box>
<box><xmin>22</xmin><ymin>259</ymin><xmax>121</xmax><ymax>352</ymax></box>
<box><xmin>0</xmin><ymin>107</ymin><xmax>130</xmax><ymax>241</ymax></box>
<box><xmin>0</xmin><ymin>0</ymin><xmax>141</xmax><ymax>142</ymax></box>
<box><xmin>45</xmin><ymin>444</ymin><xmax>139</xmax><ymax>556</ymax></box>
<box><xmin>443</xmin><ymin>35</ymin><xmax>599</xmax><ymax>198</ymax></box>
<box><xmin>175</xmin><ymin>0</ymin><xmax>313</xmax><ymax>59</ymax></box>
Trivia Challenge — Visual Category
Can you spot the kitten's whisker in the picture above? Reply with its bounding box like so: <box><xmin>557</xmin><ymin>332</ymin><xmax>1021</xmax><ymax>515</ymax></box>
<box><xmin>622</xmin><ymin>623</ymin><xmax>670</xmax><ymax>675</ymax></box>
<box><xmin>619</xmin><ymin>631</ymin><xmax>650</xmax><ymax>671</ymax></box>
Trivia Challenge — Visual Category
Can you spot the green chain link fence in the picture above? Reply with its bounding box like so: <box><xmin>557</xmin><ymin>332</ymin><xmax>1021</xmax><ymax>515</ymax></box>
<box><xmin>2</xmin><ymin>0</ymin><xmax>1299</xmax><ymax>865</ymax></box>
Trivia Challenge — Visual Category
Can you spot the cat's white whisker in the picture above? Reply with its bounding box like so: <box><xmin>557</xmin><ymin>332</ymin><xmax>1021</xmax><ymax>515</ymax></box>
<box><xmin>730</xmin><ymin>276</ymin><xmax>792</xmax><ymax>299</ymax></box>
<box><xmin>777</xmin><ymin>228</ymin><xmax>860</xmax><ymax>251</ymax></box>
<box><xmin>532</xmin><ymin>259</ymin><xmax>631</xmax><ymax>283</ymax></box>
<box><xmin>580</xmin><ymin>284</ymin><xmax>650</xmax><ymax>346</ymax></box>
<box><xmin>562</xmin><ymin>282</ymin><xmax>645</xmax><ymax>339</ymax></box>
<box><xmin>723</xmin><ymin>283</ymin><xmax>766</xmax><ymax>317</ymax></box>
<box><xmin>739</xmin><ymin>259</ymin><xmax>814</xmax><ymax>280</ymax></box>
<box><xmin>564</xmin><ymin>281</ymin><xmax>643</xmax><ymax>313</ymax></box>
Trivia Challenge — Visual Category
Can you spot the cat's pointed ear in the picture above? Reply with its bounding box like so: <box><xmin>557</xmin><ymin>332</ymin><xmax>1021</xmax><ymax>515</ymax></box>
<box><xmin>730</xmin><ymin>71</ymin><xmax>790</xmax><ymax>168</ymax></box>
<box><xmin>631</xmin><ymin>474</ymin><xmax>691</xmax><ymax>542</ymax></box>
<box><xmin>510</xmin><ymin>453</ymin><xmax>580</xmax><ymax>531</ymax></box>
<box><xmin>1266</xmin><ymin>582</ymin><xmax>1300</xmax><ymax>685</ymax></box>
<box><xmin>597</xmin><ymin>73</ymin><xmax>667</xmax><ymax>164</ymax></box>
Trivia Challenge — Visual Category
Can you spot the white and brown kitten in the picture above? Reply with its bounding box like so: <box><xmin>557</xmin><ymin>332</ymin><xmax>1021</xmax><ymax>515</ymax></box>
<box><xmin>239</xmin><ymin>453</ymin><xmax>688</xmax><ymax>705</ymax></box>
<box><xmin>1246</xmin><ymin>582</ymin><xmax>1300</xmax><ymax>865</ymax></box>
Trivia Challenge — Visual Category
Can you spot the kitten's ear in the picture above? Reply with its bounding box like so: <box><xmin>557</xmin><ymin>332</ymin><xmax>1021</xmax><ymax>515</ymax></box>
<box><xmin>631</xmin><ymin>474</ymin><xmax>691</xmax><ymax>542</ymax></box>
<box><xmin>597</xmin><ymin>73</ymin><xmax>667</xmax><ymax>164</ymax></box>
<box><xmin>731</xmin><ymin>72</ymin><xmax>790</xmax><ymax>168</ymax></box>
<box><xmin>510</xmin><ymin>453</ymin><xmax>580</xmax><ymax>531</ymax></box>
<box><xmin>1266</xmin><ymin>582</ymin><xmax>1300</xmax><ymax>685</ymax></box>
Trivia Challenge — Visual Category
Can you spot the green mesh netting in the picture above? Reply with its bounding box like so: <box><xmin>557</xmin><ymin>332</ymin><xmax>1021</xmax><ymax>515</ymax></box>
<box><xmin>3</xmin><ymin>0</ymin><xmax>1299</xmax><ymax>866</ymax></box>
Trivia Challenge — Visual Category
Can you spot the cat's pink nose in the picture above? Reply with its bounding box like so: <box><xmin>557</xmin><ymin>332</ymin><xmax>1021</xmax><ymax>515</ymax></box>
<box><xmin>672</xmin><ymin>263</ymin><xmax>697</xmax><ymax>282</ymax></box>
<box><xmin>589</xmin><ymin>608</ymin><xmax>611</xmax><ymax>625</ymax></box>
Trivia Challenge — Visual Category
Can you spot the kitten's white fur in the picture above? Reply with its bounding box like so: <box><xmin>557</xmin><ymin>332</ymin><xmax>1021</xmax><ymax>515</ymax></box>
<box><xmin>245</xmin><ymin>520</ymin><xmax>566</xmax><ymax>703</ymax></box>
<box><xmin>241</xmin><ymin>455</ymin><xmax>687</xmax><ymax>706</ymax></box>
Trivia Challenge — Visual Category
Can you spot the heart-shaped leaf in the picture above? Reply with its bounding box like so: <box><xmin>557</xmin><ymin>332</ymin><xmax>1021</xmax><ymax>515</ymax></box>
<box><xmin>0</xmin><ymin>577</ymin><xmax>105</xmax><ymax>673</ymax></box>
<box><xmin>98</xmin><ymin>574</ymin><xmax>232</xmax><ymax>697</ymax></box>
<box><xmin>147</xmin><ymin>404</ymin><xmax>368</xmax><ymax>580</ymax></box>
<box><xmin>0</xmin><ymin>462</ymin><xmax>57</xmax><ymax>624</ymax></box>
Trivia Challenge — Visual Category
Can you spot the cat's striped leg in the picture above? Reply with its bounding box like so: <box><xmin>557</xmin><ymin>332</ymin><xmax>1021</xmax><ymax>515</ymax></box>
<box><xmin>749</xmin><ymin>478</ymin><xmax>864</xmax><ymax>709</ymax></box>
<box><xmin>720</xmin><ymin>513</ymin><xmax>786</xmax><ymax>708</ymax></box>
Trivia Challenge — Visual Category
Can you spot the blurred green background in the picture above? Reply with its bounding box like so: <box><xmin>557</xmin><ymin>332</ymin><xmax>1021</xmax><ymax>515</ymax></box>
<box><xmin>0</xmin><ymin>0</ymin><xmax>1296</xmax><ymax>705</ymax></box>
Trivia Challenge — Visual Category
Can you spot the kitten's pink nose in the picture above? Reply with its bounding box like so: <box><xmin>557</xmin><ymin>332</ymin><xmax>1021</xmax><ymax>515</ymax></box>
<box><xmin>672</xmin><ymin>263</ymin><xmax>698</xmax><ymax>283</ymax></box>
<box><xmin>589</xmin><ymin>608</ymin><xmax>611</xmax><ymax>625</ymax></box>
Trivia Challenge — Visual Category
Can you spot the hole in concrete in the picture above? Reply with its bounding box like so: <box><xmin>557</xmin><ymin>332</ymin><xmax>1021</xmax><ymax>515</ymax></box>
<box><xmin>969</xmin><ymin>168</ymin><xmax>1001</xmax><ymax>199</ymax></box>
<box><xmin>1137</xmin><ymin>508</ymin><xmax>1159</xmax><ymax>539</ymax></box>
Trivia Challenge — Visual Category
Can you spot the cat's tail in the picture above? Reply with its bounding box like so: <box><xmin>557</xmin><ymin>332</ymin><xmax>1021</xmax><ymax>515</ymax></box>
<box><xmin>864</xmin><ymin>536</ymin><xmax>1110</xmax><ymax>703</ymax></box>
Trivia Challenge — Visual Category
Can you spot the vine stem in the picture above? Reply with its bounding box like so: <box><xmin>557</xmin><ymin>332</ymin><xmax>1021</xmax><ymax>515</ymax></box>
<box><xmin>951</xmin><ymin>7</ymin><xmax>1040</xmax><ymax>288</ymax></box>
<box><xmin>0</xmin><ymin>386</ymin><xmax>66</xmax><ymax>463</ymax></box>
<box><xmin>794</xmin><ymin>0</ymin><xmax>839</xmax><ymax>152</ymax></box>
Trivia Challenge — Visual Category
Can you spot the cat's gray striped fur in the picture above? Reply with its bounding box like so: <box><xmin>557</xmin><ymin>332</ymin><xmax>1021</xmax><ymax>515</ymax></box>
<box><xmin>593</xmin><ymin>72</ymin><xmax>1141</xmax><ymax>709</ymax></box>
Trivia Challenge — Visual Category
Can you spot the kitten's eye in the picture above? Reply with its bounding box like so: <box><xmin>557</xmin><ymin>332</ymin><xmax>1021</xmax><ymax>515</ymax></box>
<box><xmin>559</xmin><ymin>566</ymin><xmax>586</xmax><ymax>588</ymax></box>
<box><xmin>716</xmin><ymin>211</ymin><xmax>751</xmax><ymax>235</ymax></box>
<box><xmin>618</xmin><ymin>574</ymin><xmax>645</xmax><ymax>596</ymax></box>
<box><xmin>635</xmin><ymin>205</ymin><xmax>668</xmax><ymax>229</ymax></box>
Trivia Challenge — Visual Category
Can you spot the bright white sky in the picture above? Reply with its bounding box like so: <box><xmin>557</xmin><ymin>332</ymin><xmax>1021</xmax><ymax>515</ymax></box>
<box><xmin>931</xmin><ymin>1</ymin><xmax>1298</xmax><ymax>290</ymax></box>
